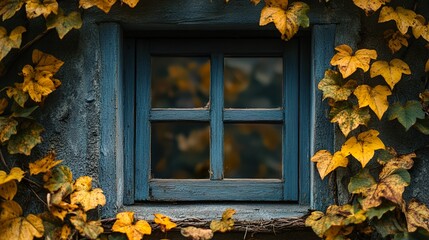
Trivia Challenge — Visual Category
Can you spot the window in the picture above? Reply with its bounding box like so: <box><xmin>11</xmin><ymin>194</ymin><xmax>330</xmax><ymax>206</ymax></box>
<box><xmin>122</xmin><ymin>33</ymin><xmax>311</xmax><ymax>203</ymax></box>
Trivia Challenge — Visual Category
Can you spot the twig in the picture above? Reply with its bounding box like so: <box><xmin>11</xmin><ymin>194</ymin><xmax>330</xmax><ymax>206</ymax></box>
<box><xmin>0</xmin><ymin>149</ymin><xmax>10</xmax><ymax>171</ymax></box>
<box><xmin>23</xmin><ymin>177</ymin><xmax>42</xmax><ymax>188</ymax></box>
<box><xmin>28</xmin><ymin>185</ymin><xmax>48</xmax><ymax>208</ymax></box>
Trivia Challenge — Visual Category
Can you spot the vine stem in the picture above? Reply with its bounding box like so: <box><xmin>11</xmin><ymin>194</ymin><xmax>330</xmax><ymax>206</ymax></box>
<box><xmin>23</xmin><ymin>177</ymin><xmax>42</xmax><ymax>189</ymax></box>
<box><xmin>0</xmin><ymin>149</ymin><xmax>10</xmax><ymax>171</ymax></box>
<box><xmin>28</xmin><ymin>184</ymin><xmax>48</xmax><ymax>208</ymax></box>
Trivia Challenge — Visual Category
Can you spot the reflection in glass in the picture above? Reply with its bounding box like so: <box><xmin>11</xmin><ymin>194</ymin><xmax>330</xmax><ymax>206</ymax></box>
<box><xmin>151</xmin><ymin>57</ymin><xmax>210</xmax><ymax>108</ymax></box>
<box><xmin>224</xmin><ymin>124</ymin><xmax>282</xmax><ymax>178</ymax></box>
<box><xmin>224</xmin><ymin>58</ymin><xmax>282</xmax><ymax>108</ymax></box>
<box><xmin>151</xmin><ymin>122</ymin><xmax>210</xmax><ymax>179</ymax></box>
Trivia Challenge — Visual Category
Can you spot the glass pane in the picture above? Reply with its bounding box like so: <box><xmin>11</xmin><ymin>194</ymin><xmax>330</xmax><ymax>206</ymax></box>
<box><xmin>151</xmin><ymin>122</ymin><xmax>210</xmax><ymax>179</ymax></box>
<box><xmin>151</xmin><ymin>57</ymin><xmax>210</xmax><ymax>108</ymax></box>
<box><xmin>224</xmin><ymin>124</ymin><xmax>282</xmax><ymax>178</ymax></box>
<box><xmin>224</xmin><ymin>58</ymin><xmax>282</xmax><ymax>108</ymax></box>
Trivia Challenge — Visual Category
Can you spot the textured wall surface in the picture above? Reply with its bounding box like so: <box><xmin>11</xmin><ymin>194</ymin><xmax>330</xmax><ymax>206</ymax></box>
<box><xmin>10</xmin><ymin>0</ymin><xmax>429</xmax><ymax>239</ymax></box>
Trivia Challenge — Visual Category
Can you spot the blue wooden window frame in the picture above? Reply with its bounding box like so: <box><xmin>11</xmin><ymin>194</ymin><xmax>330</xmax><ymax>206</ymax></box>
<box><xmin>123</xmin><ymin>36</ymin><xmax>311</xmax><ymax>203</ymax></box>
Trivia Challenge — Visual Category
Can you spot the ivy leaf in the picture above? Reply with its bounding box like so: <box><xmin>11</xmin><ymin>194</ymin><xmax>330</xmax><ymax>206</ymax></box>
<box><xmin>370</xmin><ymin>59</ymin><xmax>411</xmax><ymax>90</ymax></box>
<box><xmin>341</xmin><ymin>129</ymin><xmax>385</xmax><ymax>168</ymax></box>
<box><xmin>330</xmin><ymin>45</ymin><xmax>377</xmax><ymax>78</ymax></box>
<box><xmin>414</xmin><ymin>118</ymin><xmax>429</xmax><ymax>135</ymax></box>
<box><xmin>70</xmin><ymin>176</ymin><xmax>106</xmax><ymax>211</ymax></box>
<box><xmin>11</xmin><ymin>105</ymin><xmax>38</xmax><ymax>119</ymax></box>
<box><xmin>365</xmin><ymin>202</ymin><xmax>396</xmax><ymax>220</ymax></box>
<box><xmin>0</xmin><ymin>167</ymin><xmax>25</xmax><ymax>185</ymax></box>
<box><xmin>311</xmin><ymin>150</ymin><xmax>349</xmax><ymax>180</ymax></box>
<box><xmin>70</xmin><ymin>212</ymin><xmax>104</xmax><ymax>239</ymax></box>
<box><xmin>384</xmin><ymin>30</ymin><xmax>409</xmax><ymax>54</ymax></box>
<box><xmin>121</xmin><ymin>0</ymin><xmax>140</xmax><ymax>8</ymax></box>
<box><xmin>7</xmin><ymin>121</ymin><xmax>43</xmax><ymax>155</ymax></box>
<box><xmin>378</xmin><ymin>149</ymin><xmax>415</xmax><ymax>179</ymax></box>
<box><xmin>426</xmin><ymin>59</ymin><xmax>429</xmax><ymax>72</ymax></box>
<box><xmin>21</xmin><ymin>65</ymin><xmax>59</xmax><ymax>102</ymax></box>
<box><xmin>379</xmin><ymin>6</ymin><xmax>416</xmax><ymax>35</ymax></box>
<box><xmin>318</xmin><ymin>70</ymin><xmax>357</xmax><ymax>102</ymax></box>
<box><xmin>388</xmin><ymin>101</ymin><xmax>425</xmax><ymax>131</ymax></box>
<box><xmin>79</xmin><ymin>0</ymin><xmax>117</xmax><ymax>14</ymax></box>
<box><xmin>372</xmin><ymin>212</ymin><xmax>404</xmax><ymax>237</ymax></box>
<box><xmin>29</xmin><ymin>152</ymin><xmax>62</xmax><ymax>175</ymax></box>
<box><xmin>25</xmin><ymin>0</ymin><xmax>58</xmax><ymax>19</ymax></box>
<box><xmin>412</xmin><ymin>15</ymin><xmax>429</xmax><ymax>42</ymax></box>
<box><xmin>406</xmin><ymin>199</ymin><xmax>429</xmax><ymax>232</ymax></box>
<box><xmin>46</xmin><ymin>9</ymin><xmax>82</xmax><ymax>39</ymax></box>
<box><xmin>181</xmin><ymin>226</ymin><xmax>214</xmax><ymax>240</ymax></box>
<box><xmin>330</xmin><ymin>104</ymin><xmax>371</xmax><ymax>137</ymax></box>
<box><xmin>0</xmin><ymin>181</ymin><xmax>17</xmax><ymax>200</ymax></box>
<box><xmin>0</xmin><ymin>98</ymin><xmax>8</xmax><ymax>115</ymax></box>
<box><xmin>348</xmin><ymin>169</ymin><xmax>376</xmax><ymax>194</ymax></box>
<box><xmin>0</xmin><ymin>0</ymin><xmax>25</xmax><ymax>20</ymax></box>
<box><xmin>0</xmin><ymin>26</ymin><xmax>26</xmax><ymax>62</ymax></box>
<box><xmin>154</xmin><ymin>213</ymin><xmax>177</xmax><ymax>232</ymax></box>
<box><xmin>0</xmin><ymin>200</ymin><xmax>44</xmax><ymax>239</ymax></box>
<box><xmin>259</xmin><ymin>2</ymin><xmax>309</xmax><ymax>41</ymax></box>
<box><xmin>7</xmin><ymin>83</ymin><xmax>29</xmax><ymax>108</ymax></box>
<box><xmin>352</xmin><ymin>0</ymin><xmax>390</xmax><ymax>15</ymax></box>
<box><xmin>112</xmin><ymin>212</ymin><xmax>152</xmax><ymax>240</ymax></box>
<box><xmin>354</xmin><ymin>85</ymin><xmax>392</xmax><ymax>120</ymax></box>
<box><xmin>32</xmin><ymin>49</ymin><xmax>64</xmax><ymax>74</ymax></box>
<box><xmin>210</xmin><ymin>208</ymin><xmax>235</xmax><ymax>233</ymax></box>
<box><xmin>0</xmin><ymin>117</ymin><xmax>18</xmax><ymax>143</ymax></box>
<box><xmin>43</xmin><ymin>165</ymin><xmax>72</xmax><ymax>192</ymax></box>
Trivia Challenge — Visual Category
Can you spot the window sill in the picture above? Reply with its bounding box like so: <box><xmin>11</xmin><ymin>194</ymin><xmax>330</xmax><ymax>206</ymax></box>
<box><xmin>121</xmin><ymin>203</ymin><xmax>310</xmax><ymax>233</ymax></box>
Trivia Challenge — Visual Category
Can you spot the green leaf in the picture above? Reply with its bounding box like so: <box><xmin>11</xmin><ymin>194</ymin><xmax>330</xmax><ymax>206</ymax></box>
<box><xmin>414</xmin><ymin>118</ymin><xmax>429</xmax><ymax>135</ymax></box>
<box><xmin>7</xmin><ymin>121</ymin><xmax>43</xmax><ymax>155</ymax></box>
<box><xmin>46</xmin><ymin>8</ymin><xmax>82</xmax><ymax>39</ymax></box>
<box><xmin>373</xmin><ymin>212</ymin><xmax>405</xmax><ymax>237</ymax></box>
<box><xmin>318</xmin><ymin>70</ymin><xmax>357</xmax><ymax>102</ymax></box>
<box><xmin>0</xmin><ymin>117</ymin><xmax>18</xmax><ymax>143</ymax></box>
<box><xmin>365</xmin><ymin>202</ymin><xmax>396</xmax><ymax>220</ymax></box>
<box><xmin>348</xmin><ymin>169</ymin><xmax>376</xmax><ymax>194</ymax></box>
<box><xmin>43</xmin><ymin>166</ymin><xmax>73</xmax><ymax>192</ymax></box>
<box><xmin>6</xmin><ymin>84</ymin><xmax>29</xmax><ymax>108</ymax></box>
<box><xmin>11</xmin><ymin>105</ymin><xmax>38</xmax><ymax>118</ymax></box>
<box><xmin>388</xmin><ymin>101</ymin><xmax>425</xmax><ymax>131</ymax></box>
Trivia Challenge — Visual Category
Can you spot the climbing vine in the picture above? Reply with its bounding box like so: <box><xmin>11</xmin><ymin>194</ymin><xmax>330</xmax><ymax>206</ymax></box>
<box><xmin>1</xmin><ymin>0</ymin><xmax>429</xmax><ymax>239</ymax></box>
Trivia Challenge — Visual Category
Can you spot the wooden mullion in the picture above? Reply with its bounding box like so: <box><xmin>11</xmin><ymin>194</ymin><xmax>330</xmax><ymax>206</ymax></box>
<box><xmin>150</xmin><ymin>109</ymin><xmax>210</xmax><ymax>121</ymax></box>
<box><xmin>135</xmin><ymin>40</ymin><xmax>151</xmax><ymax>201</ymax></box>
<box><xmin>283</xmin><ymin>40</ymin><xmax>300</xmax><ymax>201</ymax></box>
<box><xmin>210</xmin><ymin>53</ymin><xmax>224</xmax><ymax>180</ymax></box>
<box><xmin>224</xmin><ymin>109</ymin><xmax>283</xmax><ymax>122</ymax></box>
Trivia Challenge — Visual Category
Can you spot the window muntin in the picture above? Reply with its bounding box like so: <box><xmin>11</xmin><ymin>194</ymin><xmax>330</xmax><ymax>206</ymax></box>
<box><xmin>127</xmin><ymin>37</ymin><xmax>307</xmax><ymax>202</ymax></box>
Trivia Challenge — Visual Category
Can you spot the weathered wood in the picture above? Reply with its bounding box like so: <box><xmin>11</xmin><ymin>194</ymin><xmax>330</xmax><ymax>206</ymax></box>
<box><xmin>150</xmin><ymin>109</ymin><xmax>210</xmax><ymax>121</ymax></box>
<box><xmin>148</xmin><ymin>179</ymin><xmax>283</xmax><ymax>201</ymax></box>
<box><xmin>224</xmin><ymin>109</ymin><xmax>283</xmax><ymax>122</ymax></box>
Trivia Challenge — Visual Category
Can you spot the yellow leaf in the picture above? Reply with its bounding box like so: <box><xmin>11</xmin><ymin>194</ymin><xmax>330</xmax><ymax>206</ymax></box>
<box><xmin>121</xmin><ymin>0</ymin><xmax>139</xmax><ymax>8</ymax></box>
<box><xmin>22</xmin><ymin>65</ymin><xmax>58</xmax><ymax>102</ymax></box>
<box><xmin>43</xmin><ymin>165</ymin><xmax>72</xmax><ymax>192</ymax></box>
<box><xmin>32</xmin><ymin>49</ymin><xmax>64</xmax><ymax>74</ymax></box>
<box><xmin>0</xmin><ymin>98</ymin><xmax>8</xmax><ymax>115</ymax></box>
<box><xmin>29</xmin><ymin>152</ymin><xmax>62</xmax><ymax>175</ymax></box>
<box><xmin>46</xmin><ymin>9</ymin><xmax>82</xmax><ymax>39</ymax></box>
<box><xmin>70</xmin><ymin>176</ymin><xmax>106</xmax><ymax>211</ymax></box>
<box><xmin>330</xmin><ymin>104</ymin><xmax>370</xmax><ymax>137</ymax></box>
<box><xmin>0</xmin><ymin>0</ymin><xmax>25</xmax><ymax>20</ymax></box>
<box><xmin>264</xmin><ymin>0</ymin><xmax>288</xmax><ymax>9</ymax></box>
<box><xmin>341</xmin><ymin>129</ymin><xmax>385</xmax><ymax>168</ymax></box>
<box><xmin>154</xmin><ymin>213</ymin><xmax>177</xmax><ymax>232</ymax></box>
<box><xmin>330</xmin><ymin>45</ymin><xmax>377</xmax><ymax>78</ymax></box>
<box><xmin>25</xmin><ymin>0</ymin><xmax>58</xmax><ymax>19</ymax></box>
<box><xmin>210</xmin><ymin>208</ymin><xmax>235</xmax><ymax>233</ymax></box>
<box><xmin>259</xmin><ymin>2</ymin><xmax>309</xmax><ymax>41</ymax></box>
<box><xmin>0</xmin><ymin>26</ymin><xmax>26</xmax><ymax>62</ymax></box>
<box><xmin>0</xmin><ymin>167</ymin><xmax>25</xmax><ymax>185</ymax></box>
<box><xmin>0</xmin><ymin>200</ymin><xmax>44</xmax><ymax>239</ymax></box>
<box><xmin>70</xmin><ymin>212</ymin><xmax>103</xmax><ymax>239</ymax></box>
<box><xmin>311</xmin><ymin>150</ymin><xmax>349</xmax><ymax>180</ymax></box>
<box><xmin>352</xmin><ymin>0</ymin><xmax>390</xmax><ymax>15</ymax></box>
<box><xmin>112</xmin><ymin>212</ymin><xmax>152</xmax><ymax>240</ymax></box>
<box><xmin>426</xmin><ymin>59</ymin><xmax>429</xmax><ymax>72</ymax></box>
<box><xmin>7</xmin><ymin>83</ymin><xmax>29</xmax><ymax>108</ymax></box>
<box><xmin>379</xmin><ymin>6</ymin><xmax>416</xmax><ymax>35</ymax></box>
<box><xmin>384</xmin><ymin>30</ymin><xmax>409</xmax><ymax>54</ymax></box>
<box><xmin>412</xmin><ymin>15</ymin><xmax>429</xmax><ymax>42</ymax></box>
<box><xmin>0</xmin><ymin>117</ymin><xmax>18</xmax><ymax>143</ymax></box>
<box><xmin>406</xmin><ymin>200</ymin><xmax>429</xmax><ymax>232</ymax></box>
<box><xmin>318</xmin><ymin>70</ymin><xmax>357</xmax><ymax>102</ymax></box>
<box><xmin>377</xmin><ymin>148</ymin><xmax>415</xmax><ymax>179</ymax></box>
<box><xmin>181</xmin><ymin>226</ymin><xmax>213</xmax><ymax>240</ymax></box>
<box><xmin>354</xmin><ymin>85</ymin><xmax>391</xmax><ymax>120</ymax></box>
<box><xmin>0</xmin><ymin>180</ymin><xmax>17</xmax><ymax>200</ymax></box>
<box><xmin>370</xmin><ymin>59</ymin><xmax>410</xmax><ymax>89</ymax></box>
<box><xmin>251</xmin><ymin>0</ymin><xmax>261</xmax><ymax>5</ymax></box>
<box><xmin>48</xmin><ymin>200</ymin><xmax>78</xmax><ymax>220</ymax></box>
<box><xmin>79</xmin><ymin>0</ymin><xmax>117</xmax><ymax>13</ymax></box>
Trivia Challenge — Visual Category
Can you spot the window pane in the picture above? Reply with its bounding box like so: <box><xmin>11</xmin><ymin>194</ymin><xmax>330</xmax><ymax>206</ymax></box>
<box><xmin>151</xmin><ymin>122</ymin><xmax>210</xmax><ymax>179</ymax></box>
<box><xmin>224</xmin><ymin>124</ymin><xmax>282</xmax><ymax>178</ymax></box>
<box><xmin>151</xmin><ymin>57</ymin><xmax>210</xmax><ymax>108</ymax></box>
<box><xmin>224</xmin><ymin>58</ymin><xmax>282</xmax><ymax>108</ymax></box>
